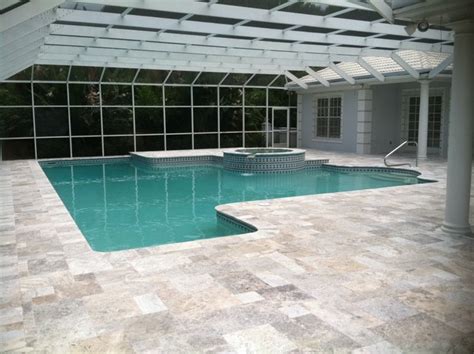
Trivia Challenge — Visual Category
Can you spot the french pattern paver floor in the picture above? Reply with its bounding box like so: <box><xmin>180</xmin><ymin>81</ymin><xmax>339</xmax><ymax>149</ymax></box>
<box><xmin>0</xmin><ymin>149</ymin><xmax>473</xmax><ymax>353</ymax></box>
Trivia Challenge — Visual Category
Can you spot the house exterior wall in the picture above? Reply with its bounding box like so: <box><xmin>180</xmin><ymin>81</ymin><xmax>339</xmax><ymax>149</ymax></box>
<box><xmin>371</xmin><ymin>84</ymin><xmax>402</xmax><ymax>155</ymax></box>
<box><xmin>300</xmin><ymin>80</ymin><xmax>456</xmax><ymax>157</ymax></box>
<box><xmin>301</xmin><ymin>89</ymin><xmax>357</xmax><ymax>153</ymax></box>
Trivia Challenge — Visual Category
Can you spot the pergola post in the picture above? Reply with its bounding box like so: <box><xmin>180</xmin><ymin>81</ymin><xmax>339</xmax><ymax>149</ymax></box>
<box><xmin>442</xmin><ymin>21</ymin><xmax>474</xmax><ymax>236</ymax></box>
<box><xmin>417</xmin><ymin>79</ymin><xmax>430</xmax><ymax>160</ymax></box>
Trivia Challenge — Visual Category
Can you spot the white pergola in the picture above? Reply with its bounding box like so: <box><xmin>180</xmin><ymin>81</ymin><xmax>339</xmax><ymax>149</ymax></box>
<box><xmin>0</xmin><ymin>0</ymin><xmax>455</xmax><ymax>84</ymax></box>
<box><xmin>0</xmin><ymin>0</ymin><xmax>472</xmax><ymax>236</ymax></box>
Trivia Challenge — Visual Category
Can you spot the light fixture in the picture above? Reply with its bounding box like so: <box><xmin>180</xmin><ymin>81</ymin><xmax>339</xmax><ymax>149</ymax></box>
<box><xmin>417</xmin><ymin>20</ymin><xmax>430</xmax><ymax>32</ymax></box>
<box><xmin>404</xmin><ymin>23</ymin><xmax>417</xmax><ymax>35</ymax></box>
<box><xmin>404</xmin><ymin>20</ymin><xmax>430</xmax><ymax>35</ymax></box>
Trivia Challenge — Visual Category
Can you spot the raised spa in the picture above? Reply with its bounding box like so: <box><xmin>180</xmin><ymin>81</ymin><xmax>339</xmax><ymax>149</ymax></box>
<box><xmin>223</xmin><ymin>148</ymin><xmax>306</xmax><ymax>173</ymax></box>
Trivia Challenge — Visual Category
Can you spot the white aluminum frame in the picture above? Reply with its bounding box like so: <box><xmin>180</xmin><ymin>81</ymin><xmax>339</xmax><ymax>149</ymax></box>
<box><xmin>0</xmin><ymin>65</ymin><xmax>297</xmax><ymax>158</ymax></box>
<box><xmin>271</xmin><ymin>107</ymin><xmax>290</xmax><ymax>148</ymax></box>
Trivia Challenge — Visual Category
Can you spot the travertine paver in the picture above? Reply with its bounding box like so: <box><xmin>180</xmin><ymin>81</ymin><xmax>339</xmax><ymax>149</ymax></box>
<box><xmin>0</xmin><ymin>149</ymin><xmax>473</xmax><ymax>353</ymax></box>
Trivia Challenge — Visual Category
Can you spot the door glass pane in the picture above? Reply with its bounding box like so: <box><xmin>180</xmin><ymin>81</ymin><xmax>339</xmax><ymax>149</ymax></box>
<box><xmin>272</xmin><ymin>109</ymin><xmax>288</xmax><ymax>147</ymax></box>
<box><xmin>289</xmin><ymin>132</ymin><xmax>297</xmax><ymax>148</ymax></box>
<box><xmin>408</xmin><ymin>95</ymin><xmax>442</xmax><ymax>148</ymax></box>
<box><xmin>273</xmin><ymin>130</ymin><xmax>287</xmax><ymax>146</ymax></box>
<box><xmin>273</xmin><ymin>109</ymin><xmax>287</xmax><ymax>128</ymax></box>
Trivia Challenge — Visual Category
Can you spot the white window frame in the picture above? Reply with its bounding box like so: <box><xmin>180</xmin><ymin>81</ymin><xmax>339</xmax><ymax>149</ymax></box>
<box><xmin>312</xmin><ymin>93</ymin><xmax>343</xmax><ymax>143</ymax></box>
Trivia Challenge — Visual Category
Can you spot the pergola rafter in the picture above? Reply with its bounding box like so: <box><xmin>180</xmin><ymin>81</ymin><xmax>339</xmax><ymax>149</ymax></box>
<box><xmin>329</xmin><ymin>63</ymin><xmax>356</xmax><ymax>85</ymax></box>
<box><xmin>42</xmin><ymin>35</ymin><xmax>359</xmax><ymax>65</ymax></box>
<box><xmin>55</xmin><ymin>9</ymin><xmax>451</xmax><ymax>53</ymax></box>
<box><xmin>391</xmin><ymin>52</ymin><xmax>420</xmax><ymax>79</ymax></box>
<box><xmin>48</xmin><ymin>24</ymin><xmax>398</xmax><ymax>58</ymax></box>
<box><xmin>305</xmin><ymin>67</ymin><xmax>330</xmax><ymax>87</ymax></box>
<box><xmin>70</xmin><ymin>0</ymin><xmax>451</xmax><ymax>41</ymax></box>
<box><xmin>358</xmin><ymin>57</ymin><xmax>385</xmax><ymax>82</ymax></box>
<box><xmin>35</xmin><ymin>53</ymin><xmax>292</xmax><ymax>75</ymax></box>
<box><xmin>428</xmin><ymin>54</ymin><xmax>453</xmax><ymax>79</ymax></box>
<box><xmin>38</xmin><ymin>44</ymin><xmax>333</xmax><ymax>71</ymax></box>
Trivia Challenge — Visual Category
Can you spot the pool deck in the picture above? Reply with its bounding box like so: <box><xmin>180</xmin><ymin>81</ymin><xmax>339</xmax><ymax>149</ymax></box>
<box><xmin>1</xmin><ymin>149</ymin><xmax>473</xmax><ymax>353</ymax></box>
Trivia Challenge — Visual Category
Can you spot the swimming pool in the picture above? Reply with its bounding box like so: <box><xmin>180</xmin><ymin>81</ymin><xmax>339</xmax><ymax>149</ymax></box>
<box><xmin>42</xmin><ymin>159</ymin><xmax>425</xmax><ymax>252</ymax></box>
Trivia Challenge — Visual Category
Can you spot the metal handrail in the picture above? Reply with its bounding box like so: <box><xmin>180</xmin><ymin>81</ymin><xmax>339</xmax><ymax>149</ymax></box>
<box><xmin>384</xmin><ymin>140</ymin><xmax>418</xmax><ymax>167</ymax></box>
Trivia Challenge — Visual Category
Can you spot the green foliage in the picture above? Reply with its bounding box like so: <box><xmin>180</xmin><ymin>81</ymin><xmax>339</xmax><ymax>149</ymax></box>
<box><xmin>134</xmin><ymin>86</ymin><xmax>162</xmax><ymax>106</ymax></box>
<box><xmin>0</xmin><ymin>108</ymin><xmax>33</xmax><ymax>138</ymax></box>
<box><xmin>245</xmin><ymin>108</ymin><xmax>266</xmax><ymax>131</ymax></box>
<box><xmin>245</xmin><ymin>88</ymin><xmax>266</xmax><ymax>106</ymax></box>
<box><xmin>33</xmin><ymin>65</ymin><xmax>68</xmax><ymax>81</ymax></box>
<box><xmin>101</xmin><ymin>85</ymin><xmax>132</xmax><ymax>105</ymax></box>
<box><xmin>0</xmin><ymin>84</ymin><xmax>31</xmax><ymax>106</ymax></box>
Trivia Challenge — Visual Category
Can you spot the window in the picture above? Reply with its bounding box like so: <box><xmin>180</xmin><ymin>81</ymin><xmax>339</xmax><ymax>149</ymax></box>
<box><xmin>315</xmin><ymin>96</ymin><xmax>342</xmax><ymax>139</ymax></box>
<box><xmin>408</xmin><ymin>95</ymin><xmax>442</xmax><ymax>148</ymax></box>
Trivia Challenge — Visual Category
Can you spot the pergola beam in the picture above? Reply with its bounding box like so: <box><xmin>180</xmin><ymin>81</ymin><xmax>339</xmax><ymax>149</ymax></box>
<box><xmin>428</xmin><ymin>54</ymin><xmax>453</xmax><ymax>78</ymax></box>
<box><xmin>33</xmin><ymin>57</ymin><xmax>286</xmax><ymax>76</ymax></box>
<box><xmin>391</xmin><ymin>52</ymin><xmax>420</xmax><ymax>79</ymax></box>
<box><xmin>284</xmin><ymin>71</ymin><xmax>308</xmax><ymax>89</ymax></box>
<box><xmin>357</xmin><ymin>57</ymin><xmax>385</xmax><ymax>82</ymax></box>
<box><xmin>0</xmin><ymin>48</ymin><xmax>40</xmax><ymax>80</ymax></box>
<box><xmin>0</xmin><ymin>0</ymin><xmax>64</xmax><ymax>32</ymax></box>
<box><xmin>0</xmin><ymin>8</ymin><xmax>59</xmax><ymax>46</ymax></box>
<box><xmin>329</xmin><ymin>63</ymin><xmax>355</xmax><ymax>84</ymax></box>
<box><xmin>268</xmin><ymin>0</ymin><xmax>298</xmax><ymax>13</ymax></box>
<box><xmin>37</xmin><ymin>52</ymin><xmax>302</xmax><ymax>74</ymax></box>
<box><xmin>2</xmin><ymin>39</ymin><xmax>45</xmax><ymax>65</ymax></box>
<box><xmin>44</xmin><ymin>35</ymin><xmax>357</xmax><ymax>64</ymax></box>
<box><xmin>1</xmin><ymin>29</ymin><xmax>48</xmax><ymax>58</ymax></box>
<box><xmin>305</xmin><ymin>67</ymin><xmax>330</xmax><ymax>87</ymax></box>
<box><xmin>367</xmin><ymin>0</ymin><xmax>394</xmax><ymax>23</ymax></box>
<box><xmin>40</xmin><ymin>44</ymin><xmax>342</xmax><ymax>69</ymax></box>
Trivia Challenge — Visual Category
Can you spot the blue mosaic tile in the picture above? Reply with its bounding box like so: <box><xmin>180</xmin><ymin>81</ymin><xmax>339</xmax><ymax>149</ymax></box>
<box><xmin>41</xmin><ymin>154</ymin><xmax>421</xmax><ymax>180</ymax></box>
<box><xmin>40</xmin><ymin>157</ymin><xmax>130</xmax><ymax>167</ymax></box>
<box><xmin>322</xmin><ymin>164</ymin><xmax>421</xmax><ymax>177</ymax></box>
<box><xmin>223</xmin><ymin>151</ymin><xmax>306</xmax><ymax>173</ymax></box>
<box><xmin>216</xmin><ymin>210</ymin><xmax>257</xmax><ymax>233</ymax></box>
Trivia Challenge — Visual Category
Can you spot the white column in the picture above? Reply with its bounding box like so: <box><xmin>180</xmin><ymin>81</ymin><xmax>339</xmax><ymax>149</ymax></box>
<box><xmin>417</xmin><ymin>80</ymin><xmax>430</xmax><ymax>160</ymax></box>
<box><xmin>442</xmin><ymin>21</ymin><xmax>474</xmax><ymax>236</ymax></box>
<box><xmin>356</xmin><ymin>88</ymin><xmax>373</xmax><ymax>154</ymax></box>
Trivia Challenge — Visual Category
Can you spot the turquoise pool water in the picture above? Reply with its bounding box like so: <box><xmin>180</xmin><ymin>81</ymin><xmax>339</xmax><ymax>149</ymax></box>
<box><xmin>42</xmin><ymin>161</ymin><xmax>423</xmax><ymax>252</ymax></box>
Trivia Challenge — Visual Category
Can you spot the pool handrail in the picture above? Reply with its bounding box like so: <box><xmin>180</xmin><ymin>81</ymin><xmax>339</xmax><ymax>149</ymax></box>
<box><xmin>384</xmin><ymin>140</ymin><xmax>418</xmax><ymax>168</ymax></box>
